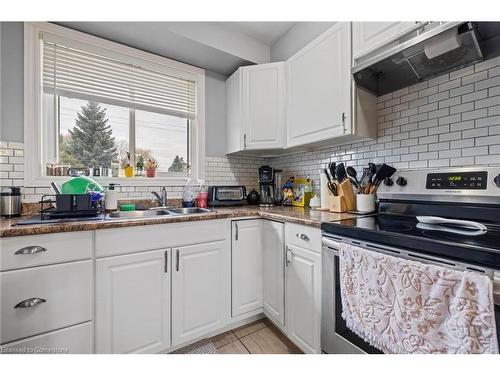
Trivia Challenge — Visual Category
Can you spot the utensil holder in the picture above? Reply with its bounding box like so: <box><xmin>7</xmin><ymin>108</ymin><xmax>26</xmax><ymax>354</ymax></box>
<box><xmin>356</xmin><ymin>194</ymin><xmax>376</xmax><ymax>213</ymax></box>
<box><xmin>329</xmin><ymin>194</ymin><xmax>348</xmax><ymax>213</ymax></box>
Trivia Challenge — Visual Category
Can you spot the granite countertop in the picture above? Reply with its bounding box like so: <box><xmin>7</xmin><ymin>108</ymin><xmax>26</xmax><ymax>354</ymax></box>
<box><xmin>0</xmin><ymin>206</ymin><xmax>359</xmax><ymax>238</ymax></box>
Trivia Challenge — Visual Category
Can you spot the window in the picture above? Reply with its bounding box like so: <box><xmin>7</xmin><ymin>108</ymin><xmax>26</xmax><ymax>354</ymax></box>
<box><xmin>24</xmin><ymin>22</ymin><xmax>205</xmax><ymax>186</ymax></box>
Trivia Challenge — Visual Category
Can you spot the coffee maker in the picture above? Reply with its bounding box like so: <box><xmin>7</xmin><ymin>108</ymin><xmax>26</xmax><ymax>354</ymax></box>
<box><xmin>258</xmin><ymin>166</ymin><xmax>277</xmax><ymax>207</ymax></box>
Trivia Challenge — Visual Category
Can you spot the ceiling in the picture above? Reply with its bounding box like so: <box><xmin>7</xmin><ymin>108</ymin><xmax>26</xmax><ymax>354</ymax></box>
<box><xmin>216</xmin><ymin>22</ymin><xmax>297</xmax><ymax>46</ymax></box>
<box><xmin>56</xmin><ymin>22</ymin><xmax>298</xmax><ymax>76</ymax></box>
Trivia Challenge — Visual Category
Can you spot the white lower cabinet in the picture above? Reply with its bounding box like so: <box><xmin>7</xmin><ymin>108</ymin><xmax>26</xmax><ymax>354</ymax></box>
<box><xmin>231</xmin><ymin>220</ymin><xmax>263</xmax><ymax>316</ymax></box>
<box><xmin>262</xmin><ymin>220</ymin><xmax>285</xmax><ymax>328</ymax></box>
<box><xmin>1</xmin><ymin>322</ymin><xmax>93</xmax><ymax>354</ymax></box>
<box><xmin>95</xmin><ymin>249</ymin><xmax>171</xmax><ymax>354</ymax></box>
<box><xmin>0</xmin><ymin>260</ymin><xmax>92</xmax><ymax>345</ymax></box>
<box><xmin>172</xmin><ymin>240</ymin><xmax>230</xmax><ymax>347</ymax></box>
<box><xmin>285</xmin><ymin>243</ymin><xmax>321</xmax><ymax>354</ymax></box>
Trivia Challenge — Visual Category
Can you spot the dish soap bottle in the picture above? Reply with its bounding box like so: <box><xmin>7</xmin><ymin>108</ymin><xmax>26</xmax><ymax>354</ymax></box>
<box><xmin>105</xmin><ymin>183</ymin><xmax>119</xmax><ymax>210</ymax></box>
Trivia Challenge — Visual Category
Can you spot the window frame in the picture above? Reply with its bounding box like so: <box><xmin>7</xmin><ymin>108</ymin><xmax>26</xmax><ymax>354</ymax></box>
<box><xmin>24</xmin><ymin>22</ymin><xmax>205</xmax><ymax>187</ymax></box>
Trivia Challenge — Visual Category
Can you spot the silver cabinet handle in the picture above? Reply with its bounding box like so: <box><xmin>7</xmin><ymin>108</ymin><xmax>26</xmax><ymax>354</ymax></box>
<box><xmin>164</xmin><ymin>250</ymin><xmax>168</xmax><ymax>273</ymax></box>
<box><xmin>296</xmin><ymin>233</ymin><xmax>310</xmax><ymax>241</ymax></box>
<box><xmin>15</xmin><ymin>246</ymin><xmax>47</xmax><ymax>255</ymax></box>
<box><xmin>176</xmin><ymin>250</ymin><xmax>180</xmax><ymax>272</ymax></box>
<box><xmin>286</xmin><ymin>247</ymin><xmax>292</xmax><ymax>267</ymax></box>
<box><xmin>243</xmin><ymin>133</ymin><xmax>247</xmax><ymax>149</ymax></box>
<box><xmin>235</xmin><ymin>222</ymin><xmax>239</xmax><ymax>241</ymax></box>
<box><xmin>14</xmin><ymin>297</ymin><xmax>46</xmax><ymax>309</ymax></box>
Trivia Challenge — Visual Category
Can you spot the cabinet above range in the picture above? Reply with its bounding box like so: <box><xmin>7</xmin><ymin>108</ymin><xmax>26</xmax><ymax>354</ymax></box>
<box><xmin>225</xmin><ymin>22</ymin><xmax>377</xmax><ymax>156</ymax></box>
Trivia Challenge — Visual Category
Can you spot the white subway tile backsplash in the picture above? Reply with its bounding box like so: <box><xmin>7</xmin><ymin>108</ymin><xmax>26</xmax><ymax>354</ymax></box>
<box><xmin>450</xmin><ymin>65</ymin><xmax>474</xmax><ymax>80</ymax></box>
<box><xmin>462</xmin><ymin>127</ymin><xmax>488</xmax><ymax>138</ymax></box>
<box><xmin>462</xmin><ymin>89</ymin><xmax>488</xmax><ymax>103</ymax></box>
<box><xmin>475</xmin><ymin>115</ymin><xmax>500</xmax><ymax>128</ymax></box>
<box><xmin>450</xmin><ymin>84</ymin><xmax>474</xmax><ymax>97</ymax></box>
<box><xmin>462</xmin><ymin>71</ymin><xmax>488</xmax><ymax>85</ymax></box>
<box><xmin>450</xmin><ymin>157</ymin><xmax>474</xmax><ymax>166</ymax></box>
<box><xmin>476</xmin><ymin>134</ymin><xmax>500</xmax><ymax>146</ymax></box>
<box><xmin>439</xmin><ymin>79</ymin><xmax>461</xmax><ymax>92</ymax></box>
<box><xmin>4</xmin><ymin>58</ymin><xmax>500</xmax><ymax>202</ymax></box>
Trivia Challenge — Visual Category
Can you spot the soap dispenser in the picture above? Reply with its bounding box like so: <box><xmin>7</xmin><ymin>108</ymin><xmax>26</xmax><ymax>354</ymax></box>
<box><xmin>105</xmin><ymin>183</ymin><xmax>119</xmax><ymax>210</ymax></box>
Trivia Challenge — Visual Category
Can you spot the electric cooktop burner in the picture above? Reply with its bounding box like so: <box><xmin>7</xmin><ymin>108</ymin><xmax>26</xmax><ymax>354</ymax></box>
<box><xmin>322</xmin><ymin>214</ymin><xmax>500</xmax><ymax>270</ymax></box>
<box><xmin>326</xmin><ymin>214</ymin><xmax>500</xmax><ymax>252</ymax></box>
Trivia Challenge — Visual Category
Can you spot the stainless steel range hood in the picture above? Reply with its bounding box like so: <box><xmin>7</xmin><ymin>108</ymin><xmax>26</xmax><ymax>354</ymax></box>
<box><xmin>353</xmin><ymin>22</ymin><xmax>500</xmax><ymax>96</ymax></box>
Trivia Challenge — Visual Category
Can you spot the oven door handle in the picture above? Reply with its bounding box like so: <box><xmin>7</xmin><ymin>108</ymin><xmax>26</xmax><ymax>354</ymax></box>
<box><xmin>322</xmin><ymin>237</ymin><xmax>340</xmax><ymax>254</ymax></box>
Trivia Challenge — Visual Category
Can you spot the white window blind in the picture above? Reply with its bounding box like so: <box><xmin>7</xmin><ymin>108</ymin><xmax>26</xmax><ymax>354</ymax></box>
<box><xmin>42</xmin><ymin>35</ymin><xmax>196</xmax><ymax>119</ymax></box>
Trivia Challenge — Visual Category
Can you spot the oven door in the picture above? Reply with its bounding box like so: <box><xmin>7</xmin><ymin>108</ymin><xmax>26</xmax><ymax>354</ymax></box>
<box><xmin>321</xmin><ymin>236</ymin><xmax>381</xmax><ymax>354</ymax></box>
<box><xmin>321</xmin><ymin>235</ymin><xmax>500</xmax><ymax>354</ymax></box>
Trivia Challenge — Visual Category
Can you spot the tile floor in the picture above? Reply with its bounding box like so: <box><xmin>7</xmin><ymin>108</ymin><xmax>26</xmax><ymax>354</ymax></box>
<box><xmin>173</xmin><ymin>318</ymin><xmax>302</xmax><ymax>354</ymax></box>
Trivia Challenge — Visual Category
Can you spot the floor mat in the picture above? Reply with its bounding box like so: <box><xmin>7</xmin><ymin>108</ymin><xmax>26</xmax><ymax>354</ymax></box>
<box><xmin>172</xmin><ymin>339</ymin><xmax>218</xmax><ymax>354</ymax></box>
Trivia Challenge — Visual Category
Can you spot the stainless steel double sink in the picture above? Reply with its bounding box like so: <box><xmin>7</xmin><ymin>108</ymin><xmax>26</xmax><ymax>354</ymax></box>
<box><xmin>106</xmin><ymin>207</ymin><xmax>213</xmax><ymax>220</ymax></box>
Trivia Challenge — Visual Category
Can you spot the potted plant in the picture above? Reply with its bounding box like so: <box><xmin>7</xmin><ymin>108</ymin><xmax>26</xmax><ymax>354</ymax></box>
<box><xmin>135</xmin><ymin>154</ymin><xmax>145</xmax><ymax>177</ymax></box>
<box><xmin>123</xmin><ymin>152</ymin><xmax>134</xmax><ymax>177</ymax></box>
<box><xmin>146</xmin><ymin>158</ymin><xmax>158</xmax><ymax>178</ymax></box>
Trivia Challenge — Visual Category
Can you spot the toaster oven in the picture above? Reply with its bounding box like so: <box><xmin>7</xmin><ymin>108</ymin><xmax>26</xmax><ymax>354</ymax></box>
<box><xmin>208</xmin><ymin>186</ymin><xmax>247</xmax><ymax>206</ymax></box>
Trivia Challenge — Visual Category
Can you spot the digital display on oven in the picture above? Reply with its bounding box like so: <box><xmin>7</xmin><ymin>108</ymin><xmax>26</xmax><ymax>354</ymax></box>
<box><xmin>426</xmin><ymin>171</ymin><xmax>488</xmax><ymax>189</ymax></box>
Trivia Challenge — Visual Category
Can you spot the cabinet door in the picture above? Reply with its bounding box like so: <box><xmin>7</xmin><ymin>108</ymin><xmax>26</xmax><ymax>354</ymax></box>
<box><xmin>262</xmin><ymin>220</ymin><xmax>285</xmax><ymax>328</ymax></box>
<box><xmin>95</xmin><ymin>249</ymin><xmax>171</xmax><ymax>354</ymax></box>
<box><xmin>286</xmin><ymin>22</ymin><xmax>351</xmax><ymax>147</ymax></box>
<box><xmin>285</xmin><ymin>244</ymin><xmax>321</xmax><ymax>354</ymax></box>
<box><xmin>242</xmin><ymin>62</ymin><xmax>285</xmax><ymax>150</ymax></box>
<box><xmin>226</xmin><ymin>69</ymin><xmax>242</xmax><ymax>154</ymax></box>
<box><xmin>172</xmin><ymin>240</ymin><xmax>229</xmax><ymax>347</ymax></box>
<box><xmin>352</xmin><ymin>22</ymin><xmax>417</xmax><ymax>59</ymax></box>
<box><xmin>231</xmin><ymin>220</ymin><xmax>263</xmax><ymax>316</ymax></box>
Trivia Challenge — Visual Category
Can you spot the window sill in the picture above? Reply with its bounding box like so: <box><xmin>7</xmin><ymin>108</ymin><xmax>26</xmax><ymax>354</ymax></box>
<box><xmin>26</xmin><ymin>175</ymin><xmax>189</xmax><ymax>188</ymax></box>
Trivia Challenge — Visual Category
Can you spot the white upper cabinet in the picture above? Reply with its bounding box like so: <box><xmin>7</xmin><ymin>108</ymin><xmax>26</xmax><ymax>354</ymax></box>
<box><xmin>231</xmin><ymin>220</ymin><xmax>263</xmax><ymax>317</ymax></box>
<box><xmin>286</xmin><ymin>22</ymin><xmax>351</xmax><ymax>148</ymax></box>
<box><xmin>226</xmin><ymin>62</ymin><xmax>286</xmax><ymax>153</ymax></box>
<box><xmin>352</xmin><ymin>22</ymin><xmax>417</xmax><ymax>59</ymax></box>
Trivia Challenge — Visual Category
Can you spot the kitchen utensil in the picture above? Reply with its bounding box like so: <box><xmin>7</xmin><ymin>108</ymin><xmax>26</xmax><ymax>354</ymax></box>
<box><xmin>51</xmin><ymin>182</ymin><xmax>61</xmax><ymax>195</ymax></box>
<box><xmin>323</xmin><ymin>168</ymin><xmax>337</xmax><ymax>196</ymax></box>
<box><xmin>369</xmin><ymin>163</ymin><xmax>397</xmax><ymax>193</ymax></box>
<box><xmin>335</xmin><ymin>163</ymin><xmax>347</xmax><ymax>183</ymax></box>
<box><xmin>0</xmin><ymin>186</ymin><xmax>21</xmax><ymax>218</ymax></box>
<box><xmin>346</xmin><ymin>166</ymin><xmax>360</xmax><ymax>188</ymax></box>
<box><xmin>416</xmin><ymin>216</ymin><xmax>487</xmax><ymax>231</ymax></box>
<box><xmin>328</xmin><ymin>162</ymin><xmax>336</xmax><ymax>182</ymax></box>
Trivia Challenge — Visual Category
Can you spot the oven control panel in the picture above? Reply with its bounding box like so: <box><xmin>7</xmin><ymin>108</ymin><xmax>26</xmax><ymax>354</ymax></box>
<box><xmin>426</xmin><ymin>171</ymin><xmax>488</xmax><ymax>190</ymax></box>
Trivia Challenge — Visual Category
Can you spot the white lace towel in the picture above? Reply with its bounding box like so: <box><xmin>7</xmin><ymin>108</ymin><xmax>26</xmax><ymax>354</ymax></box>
<box><xmin>339</xmin><ymin>243</ymin><xmax>499</xmax><ymax>354</ymax></box>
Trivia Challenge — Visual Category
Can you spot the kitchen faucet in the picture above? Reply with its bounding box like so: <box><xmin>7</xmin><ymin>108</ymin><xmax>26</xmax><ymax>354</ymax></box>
<box><xmin>151</xmin><ymin>186</ymin><xmax>168</xmax><ymax>208</ymax></box>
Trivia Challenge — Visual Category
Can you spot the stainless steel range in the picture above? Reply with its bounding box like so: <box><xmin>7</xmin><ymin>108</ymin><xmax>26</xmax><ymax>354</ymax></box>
<box><xmin>321</xmin><ymin>167</ymin><xmax>500</xmax><ymax>354</ymax></box>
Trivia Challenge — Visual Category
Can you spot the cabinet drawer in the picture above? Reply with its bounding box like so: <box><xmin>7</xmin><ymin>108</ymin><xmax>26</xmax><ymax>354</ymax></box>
<box><xmin>0</xmin><ymin>231</ymin><xmax>93</xmax><ymax>271</ymax></box>
<box><xmin>285</xmin><ymin>223</ymin><xmax>321</xmax><ymax>253</ymax></box>
<box><xmin>0</xmin><ymin>260</ymin><xmax>92</xmax><ymax>344</ymax></box>
<box><xmin>95</xmin><ymin>220</ymin><xmax>228</xmax><ymax>258</ymax></box>
<box><xmin>1</xmin><ymin>322</ymin><xmax>93</xmax><ymax>354</ymax></box>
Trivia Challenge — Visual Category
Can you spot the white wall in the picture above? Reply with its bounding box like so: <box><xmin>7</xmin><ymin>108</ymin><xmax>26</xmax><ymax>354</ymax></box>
<box><xmin>205</xmin><ymin>70</ymin><xmax>227</xmax><ymax>157</ymax></box>
<box><xmin>0</xmin><ymin>22</ymin><xmax>228</xmax><ymax>157</ymax></box>
<box><xmin>270</xmin><ymin>22</ymin><xmax>335</xmax><ymax>61</ymax></box>
<box><xmin>0</xmin><ymin>22</ymin><xmax>24</xmax><ymax>142</ymax></box>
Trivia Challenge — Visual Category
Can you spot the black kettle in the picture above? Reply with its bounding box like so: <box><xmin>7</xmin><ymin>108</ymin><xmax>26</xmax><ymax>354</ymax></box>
<box><xmin>246</xmin><ymin>189</ymin><xmax>260</xmax><ymax>205</ymax></box>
